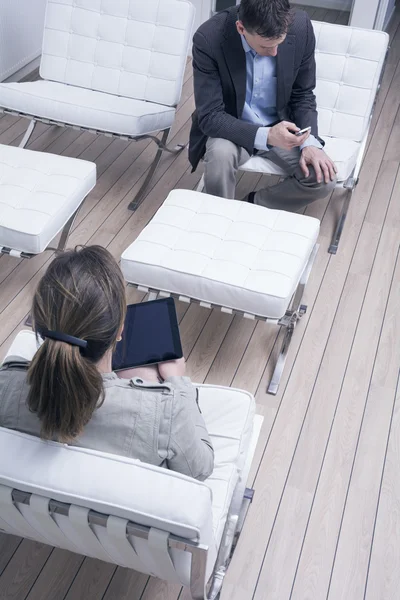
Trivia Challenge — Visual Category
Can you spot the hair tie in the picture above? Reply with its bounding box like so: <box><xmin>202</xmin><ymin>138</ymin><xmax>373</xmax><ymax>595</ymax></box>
<box><xmin>41</xmin><ymin>329</ymin><xmax>88</xmax><ymax>349</ymax></box>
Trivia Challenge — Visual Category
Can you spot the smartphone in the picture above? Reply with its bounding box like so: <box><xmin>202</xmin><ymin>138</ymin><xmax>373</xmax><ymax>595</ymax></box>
<box><xmin>295</xmin><ymin>126</ymin><xmax>312</xmax><ymax>137</ymax></box>
<box><xmin>112</xmin><ymin>298</ymin><xmax>183</xmax><ymax>371</ymax></box>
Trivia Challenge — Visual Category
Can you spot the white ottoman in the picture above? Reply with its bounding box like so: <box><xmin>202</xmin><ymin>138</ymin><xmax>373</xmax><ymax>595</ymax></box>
<box><xmin>0</xmin><ymin>144</ymin><xmax>96</xmax><ymax>257</ymax></box>
<box><xmin>121</xmin><ymin>189</ymin><xmax>320</xmax><ymax>394</ymax></box>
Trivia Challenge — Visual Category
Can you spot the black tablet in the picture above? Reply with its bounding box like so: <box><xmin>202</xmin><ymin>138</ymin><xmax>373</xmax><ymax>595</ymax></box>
<box><xmin>112</xmin><ymin>297</ymin><xmax>183</xmax><ymax>371</ymax></box>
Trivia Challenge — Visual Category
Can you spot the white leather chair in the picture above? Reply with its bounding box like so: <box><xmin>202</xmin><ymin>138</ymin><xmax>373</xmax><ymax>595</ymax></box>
<box><xmin>0</xmin><ymin>144</ymin><xmax>96</xmax><ymax>258</ymax></box>
<box><xmin>0</xmin><ymin>0</ymin><xmax>195</xmax><ymax>212</ymax></box>
<box><xmin>0</xmin><ymin>329</ymin><xmax>263</xmax><ymax>600</ymax></box>
<box><xmin>121</xmin><ymin>189</ymin><xmax>320</xmax><ymax>395</ymax></box>
<box><xmin>197</xmin><ymin>21</ymin><xmax>389</xmax><ymax>254</ymax></box>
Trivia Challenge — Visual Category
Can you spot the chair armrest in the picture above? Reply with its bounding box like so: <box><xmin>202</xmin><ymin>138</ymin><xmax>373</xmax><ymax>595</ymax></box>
<box><xmin>3</xmin><ymin>330</ymin><xmax>41</xmax><ymax>364</ymax></box>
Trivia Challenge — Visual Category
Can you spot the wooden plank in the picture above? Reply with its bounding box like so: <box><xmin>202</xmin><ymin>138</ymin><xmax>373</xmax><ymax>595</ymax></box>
<box><xmin>365</xmin><ymin>386</ymin><xmax>400</xmax><ymax>597</ymax></box>
<box><xmin>328</xmin><ymin>248</ymin><xmax>400</xmax><ymax>600</ymax></box>
<box><xmin>205</xmin><ymin>315</ymin><xmax>256</xmax><ymax>388</ymax></box>
<box><xmin>383</xmin><ymin>104</ymin><xmax>400</xmax><ymax>160</ymax></box>
<box><xmin>0</xmin><ymin>534</ymin><xmax>22</xmax><ymax>577</ymax></box>
<box><xmin>252</xmin><ymin>161</ymin><xmax>400</xmax><ymax>600</ymax></box>
<box><xmin>185</xmin><ymin>310</ymin><xmax>233</xmax><ymax>382</ymax></box>
<box><xmin>0</xmin><ymin>540</ymin><xmax>52</xmax><ymax>599</ymax></box>
<box><xmin>0</xmin><ymin>118</ymin><xmax>31</xmax><ymax>145</ymax></box>
<box><xmin>312</xmin><ymin>8</ymin><xmax>329</xmax><ymax>22</ymax></box>
<box><xmin>323</xmin><ymin>9</ymin><xmax>341</xmax><ymax>24</ymax></box>
<box><xmin>294</xmin><ymin>5</ymin><xmax>317</xmax><ymax>18</ymax></box>
<box><xmin>101</xmin><ymin>568</ymin><xmax>148</xmax><ymax>600</ymax></box>
<box><xmin>62</xmin><ymin>558</ymin><xmax>115</xmax><ymax>600</ymax></box>
<box><xmin>25</xmin><ymin>549</ymin><xmax>84</xmax><ymax>600</ymax></box>
<box><xmin>139</xmin><ymin>579</ymin><xmax>181</xmax><ymax>600</ymax></box>
<box><xmin>0</xmin><ymin>113</ymin><xmax>21</xmax><ymax>135</ymax></box>
<box><xmin>335</xmin><ymin>10</ymin><xmax>350</xmax><ymax>25</ymax></box>
<box><xmin>368</xmin><ymin>13</ymin><xmax>400</xmax><ymax>148</ymax></box>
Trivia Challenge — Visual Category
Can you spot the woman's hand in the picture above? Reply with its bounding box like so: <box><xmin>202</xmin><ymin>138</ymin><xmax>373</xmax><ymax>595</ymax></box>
<box><xmin>158</xmin><ymin>357</ymin><xmax>186</xmax><ymax>380</ymax></box>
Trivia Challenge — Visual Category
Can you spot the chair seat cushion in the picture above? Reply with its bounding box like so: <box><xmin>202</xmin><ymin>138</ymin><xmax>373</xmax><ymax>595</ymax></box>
<box><xmin>0</xmin><ymin>144</ymin><xmax>96</xmax><ymax>254</ymax></box>
<box><xmin>0</xmin><ymin>81</ymin><xmax>176</xmax><ymax>137</ymax></box>
<box><xmin>121</xmin><ymin>189</ymin><xmax>320</xmax><ymax>319</ymax></box>
<box><xmin>240</xmin><ymin>136</ymin><xmax>361</xmax><ymax>183</ymax></box>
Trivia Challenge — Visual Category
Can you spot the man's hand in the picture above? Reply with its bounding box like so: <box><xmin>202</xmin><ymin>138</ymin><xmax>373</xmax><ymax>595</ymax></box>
<box><xmin>268</xmin><ymin>121</ymin><xmax>310</xmax><ymax>150</ymax></box>
<box><xmin>300</xmin><ymin>146</ymin><xmax>337</xmax><ymax>184</ymax></box>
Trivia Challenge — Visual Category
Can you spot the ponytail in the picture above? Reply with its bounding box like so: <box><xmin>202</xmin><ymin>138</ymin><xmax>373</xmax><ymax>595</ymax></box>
<box><xmin>27</xmin><ymin>339</ymin><xmax>104</xmax><ymax>442</ymax></box>
<box><xmin>27</xmin><ymin>245</ymin><xmax>126</xmax><ymax>442</ymax></box>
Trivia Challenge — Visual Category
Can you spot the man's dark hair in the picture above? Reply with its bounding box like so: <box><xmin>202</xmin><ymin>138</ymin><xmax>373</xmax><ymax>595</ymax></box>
<box><xmin>238</xmin><ymin>0</ymin><xmax>292</xmax><ymax>39</ymax></box>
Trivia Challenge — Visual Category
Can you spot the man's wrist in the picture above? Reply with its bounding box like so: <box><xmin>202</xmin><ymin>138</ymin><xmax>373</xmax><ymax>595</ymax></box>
<box><xmin>300</xmin><ymin>134</ymin><xmax>323</xmax><ymax>152</ymax></box>
<box><xmin>254</xmin><ymin>127</ymin><xmax>271</xmax><ymax>151</ymax></box>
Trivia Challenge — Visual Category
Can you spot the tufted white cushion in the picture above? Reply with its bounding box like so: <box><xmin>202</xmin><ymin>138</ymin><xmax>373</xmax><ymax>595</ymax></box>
<box><xmin>40</xmin><ymin>0</ymin><xmax>195</xmax><ymax>108</ymax></box>
<box><xmin>312</xmin><ymin>22</ymin><xmax>388</xmax><ymax>142</ymax></box>
<box><xmin>0</xmin><ymin>81</ymin><xmax>176</xmax><ymax>136</ymax></box>
<box><xmin>121</xmin><ymin>189</ymin><xmax>320</xmax><ymax>320</ymax></box>
<box><xmin>241</xmin><ymin>136</ymin><xmax>361</xmax><ymax>183</ymax></box>
<box><xmin>0</xmin><ymin>144</ymin><xmax>96</xmax><ymax>254</ymax></box>
<box><xmin>1</xmin><ymin>330</ymin><xmax>258</xmax><ymax>587</ymax></box>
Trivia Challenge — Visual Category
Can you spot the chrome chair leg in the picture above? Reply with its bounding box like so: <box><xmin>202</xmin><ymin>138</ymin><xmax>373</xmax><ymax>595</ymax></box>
<box><xmin>267</xmin><ymin>244</ymin><xmax>318</xmax><ymax>395</ymax></box>
<box><xmin>329</xmin><ymin>179</ymin><xmax>356</xmax><ymax>255</ymax></box>
<box><xmin>46</xmin><ymin>208</ymin><xmax>79</xmax><ymax>255</ymax></box>
<box><xmin>196</xmin><ymin>174</ymin><xmax>205</xmax><ymax>193</ymax></box>
<box><xmin>128</xmin><ymin>129</ymin><xmax>186</xmax><ymax>212</ymax></box>
<box><xmin>268</xmin><ymin>320</ymin><xmax>297</xmax><ymax>396</ymax></box>
<box><xmin>19</xmin><ymin>119</ymin><xmax>36</xmax><ymax>148</ymax></box>
<box><xmin>56</xmin><ymin>211</ymin><xmax>78</xmax><ymax>253</ymax></box>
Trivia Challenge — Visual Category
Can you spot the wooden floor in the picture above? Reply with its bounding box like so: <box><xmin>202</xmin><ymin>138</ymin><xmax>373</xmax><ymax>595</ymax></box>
<box><xmin>292</xmin><ymin>4</ymin><xmax>350</xmax><ymax>25</ymax></box>
<box><xmin>1</xmin><ymin>6</ymin><xmax>400</xmax><ymax>600</ymax></box>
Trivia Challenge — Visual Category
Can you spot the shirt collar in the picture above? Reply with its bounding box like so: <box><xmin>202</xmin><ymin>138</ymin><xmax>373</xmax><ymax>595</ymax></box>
<box><xmin>241</xmin><ymin>35</ymin><xmax>256</xmax><ymax>57</ymax></box>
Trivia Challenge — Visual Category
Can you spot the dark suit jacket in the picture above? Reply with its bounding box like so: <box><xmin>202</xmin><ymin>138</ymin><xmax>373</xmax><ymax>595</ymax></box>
<box><xmin>189</xmin><ymin>7</ymin><xmax>323</xmax><ymax>171</ymax></box>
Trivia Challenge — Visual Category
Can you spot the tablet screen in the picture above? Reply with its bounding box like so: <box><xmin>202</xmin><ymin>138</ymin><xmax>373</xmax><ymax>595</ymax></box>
<box><xmin>112</xmin><ymin>298</ymin><xmax>183</xmax><ymax>371</ymax></box>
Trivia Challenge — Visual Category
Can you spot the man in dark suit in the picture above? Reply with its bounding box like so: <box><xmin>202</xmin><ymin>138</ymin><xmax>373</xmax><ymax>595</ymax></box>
<box><xmin>189</xmin><ymin>0</ymin><xmax>337</xmax><ymax>210</ymax></box>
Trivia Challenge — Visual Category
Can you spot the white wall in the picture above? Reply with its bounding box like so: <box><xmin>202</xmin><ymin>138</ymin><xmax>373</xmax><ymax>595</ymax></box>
<box><xmin>350</xmin><ymin>0</ymin><xmax>395</xmax><ymax>28</ymax></box>
<box><xmin>0</xmin><ymin>0</ymin><xmax>47</xmax><ymax>82</ymax></box>
<box><xmin>190</xmin><ymin>0</ymin><xmax>214</xmax><ymax>36</ymax></box>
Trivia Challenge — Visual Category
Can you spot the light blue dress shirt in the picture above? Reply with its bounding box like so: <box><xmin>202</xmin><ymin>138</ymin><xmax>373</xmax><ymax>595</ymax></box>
<box><xmin>240</xmin><ymin>35</ymin><xmax>322</xmax><ymax>152</ymax></box>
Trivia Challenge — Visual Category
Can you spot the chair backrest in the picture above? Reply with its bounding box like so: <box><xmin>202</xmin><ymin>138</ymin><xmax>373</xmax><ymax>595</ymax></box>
<box><xmin>312</xmin><ymin>22</ymin><xmax>389</xmax><ymax>142</ymax></box>
<box><xmin>0</xmin><ymin>427</ymin><xmax>216</xmax><ymax>588</ymax></box>
<box><xmin>40</xmin><ymin>0</ymin><xmax>195</xmax><ymax>107</ymax></box>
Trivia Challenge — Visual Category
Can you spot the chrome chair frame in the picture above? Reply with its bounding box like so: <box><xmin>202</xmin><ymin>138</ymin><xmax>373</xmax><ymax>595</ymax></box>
<box><xmin>327</xmin><ymin>48</ymin><xmax>387</xmax><ymax>254</ymax></box>
<box><xmin>0</xmin><ymin>111</ymin><xmax>186</xmax><ymax>214</ymax></box>
<box><xmin>8</xmin><ymin>483</ymin><xmax>254</xmax><ymax>600</ymax></box>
